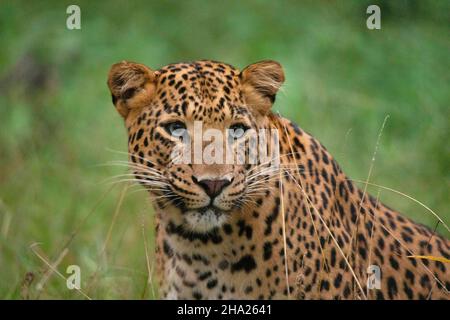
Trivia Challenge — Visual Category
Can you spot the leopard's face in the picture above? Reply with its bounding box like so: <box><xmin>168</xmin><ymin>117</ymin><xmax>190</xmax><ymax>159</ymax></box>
<box><xmin>132</xmin><ymin>62</ymin><xmax>255</xmax><ymax>233</ymax></box>
<box><xmin>108</xmin><ymin>60</ymin><xmax>284</xmax><ymax>233</ymax></box>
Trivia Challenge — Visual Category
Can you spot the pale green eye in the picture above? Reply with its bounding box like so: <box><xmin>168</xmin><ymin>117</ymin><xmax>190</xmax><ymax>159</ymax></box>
<box><xmin>164</xmin><ymin>121</ymin><xmax>187</xmax><ymax>137</ymax></box>
<box><xmin>229</xmin><ymin>123</ymin><xmax>249</xmax><ymax>139</ymax></box>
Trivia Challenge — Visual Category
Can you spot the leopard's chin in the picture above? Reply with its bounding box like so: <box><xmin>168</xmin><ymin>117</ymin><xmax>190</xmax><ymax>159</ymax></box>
<box><xmin>184</xmin><ymin>206</ymin><xmax>229</xmax><ymax>233</ymax></box>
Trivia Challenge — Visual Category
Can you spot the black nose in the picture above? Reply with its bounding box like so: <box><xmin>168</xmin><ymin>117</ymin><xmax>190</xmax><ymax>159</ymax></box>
<box><xmin>193</xmin><ymin>177</ymin><xmax>232</xmax><ymax>198</ymax></box>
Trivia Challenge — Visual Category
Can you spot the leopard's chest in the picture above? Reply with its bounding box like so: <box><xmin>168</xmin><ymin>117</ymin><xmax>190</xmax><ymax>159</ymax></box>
<box><xmin>156</xmin><ymin>229</ymin><xmax>279</xmax><ymax>299</ymax></box>
<box><xmin>161</xmin><ymin>254</ymin><xmax>263</xmax><ymax>299</ymax></box>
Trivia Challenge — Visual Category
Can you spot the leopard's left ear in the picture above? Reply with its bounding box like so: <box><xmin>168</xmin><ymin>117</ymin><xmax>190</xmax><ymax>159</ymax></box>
<box><xmin>240</xmin><ymin>60</ymin><xmax>285</xmax><ymax>114</ymax></box>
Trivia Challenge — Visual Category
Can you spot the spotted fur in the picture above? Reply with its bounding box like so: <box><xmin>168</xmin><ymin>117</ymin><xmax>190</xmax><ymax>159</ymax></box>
<box><xmin>107</xmin><ymin>60</ymin><xmax>449</xmax><ymax>300</ymax></box>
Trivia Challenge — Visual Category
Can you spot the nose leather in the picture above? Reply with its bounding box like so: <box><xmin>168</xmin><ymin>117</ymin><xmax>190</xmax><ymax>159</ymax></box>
<box><xmin>194</xmin><ymin>178</ymin><xmax>231</xmax><ymax>198</ymax></box>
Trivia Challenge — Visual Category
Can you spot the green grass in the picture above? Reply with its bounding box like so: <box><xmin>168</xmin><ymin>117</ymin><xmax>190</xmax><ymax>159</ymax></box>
<box><xmin>0</xmin><ymin>0</ymin><xmax>448</xmax><ymax>299</ymax></box>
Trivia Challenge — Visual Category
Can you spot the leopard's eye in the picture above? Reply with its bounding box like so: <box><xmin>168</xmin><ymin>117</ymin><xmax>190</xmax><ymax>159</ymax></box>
<box><xmin>163</xmin><ymin>121</ymin><xmax>187</xmax><ymax>137</ymax></box>
<box><xmin>228</xmin><ymin>123</ymin><xmax>250</xmax><ymax>139</ymax></box>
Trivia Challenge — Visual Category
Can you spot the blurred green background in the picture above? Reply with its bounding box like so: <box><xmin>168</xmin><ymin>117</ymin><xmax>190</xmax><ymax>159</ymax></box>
<box><xmin>0</xmin><ymin>0</ymin><xmax>448</xmax><ymax>299</ymax></box>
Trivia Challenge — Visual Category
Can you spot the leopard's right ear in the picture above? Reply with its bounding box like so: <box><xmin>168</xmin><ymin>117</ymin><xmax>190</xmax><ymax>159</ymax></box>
<box><xmin>107</xmin><ymin>61</ymin><xmax>157</xmax><ymax>119</ymax></box>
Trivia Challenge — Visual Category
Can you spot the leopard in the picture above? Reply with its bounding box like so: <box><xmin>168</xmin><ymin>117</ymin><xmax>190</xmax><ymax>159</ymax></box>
<box><xmin>107</xmin><ymin>59</ymin><xmax>449</xmax><ymax>300</ymax></box>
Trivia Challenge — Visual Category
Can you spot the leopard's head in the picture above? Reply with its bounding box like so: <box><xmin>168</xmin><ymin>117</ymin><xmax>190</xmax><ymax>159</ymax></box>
<box><xmin>108</xmin><ymin>60</ymin><xmax>284</xmax><ymax>232</ymax></box>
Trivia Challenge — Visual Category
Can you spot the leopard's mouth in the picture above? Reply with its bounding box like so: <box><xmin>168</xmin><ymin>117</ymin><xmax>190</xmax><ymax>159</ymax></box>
<box><xmin>183</xmin><ymin>206</ymin><xmax>230</xmax><ymax>232</ymax></box>
<box><xmin>197</xmin><ymin>205</ymin><xmax>231</xmax><ymax>215</ymax></box>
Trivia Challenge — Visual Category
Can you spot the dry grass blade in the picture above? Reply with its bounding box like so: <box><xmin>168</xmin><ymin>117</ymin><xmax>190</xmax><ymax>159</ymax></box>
<box><xmin>366</xmin><ymin>189</ymin><xmax>380</xmax><ymax>299</ymax></box>
<box><xmin>406</xmin><ymin>255</ymin><xmax>450</xmax><ymax>263</ymax></box>
<box><xmin>86</xmin><ymin>183</ymin><xmax>129</xmax><ymax>295</ymax></box>
<box><xmin>0</xmin><ymin>198</ymin><xmax>13</xmax><ymax>239</ymax></box>
<box><xmin>348</xmin><ymin>180</ymin><xmax>450</xmax><ymax>234</ymax></box>
<box><xmin>35</xmin><ymin>247</ymin><xmax>68</xmax><ymax>298</ymax></box>
<box><xmin>56</xmin><ymin>183</ymin><xmax>118</xmax><ymax>257</ymax></box>
<box><xmin>360</xmin><ymin>204</ymin><xmax>449</xmax><ymax>294</ymax></box>
<box><xmin>101</xmin><ymin>183</ymin><xmax>129</xmax><ymax>256</ymax></box>
<box><xmin>23</xmin><ymin>182</ymin><xmax>118</xmax><ymax>299</ymax></box>
<box><xmin>278</xmin><ymin>165</ymin><xmax>291</xmax><ymax>298</ymax></box>
<box><xmin>285</xmin><ymin>170</ymin><xmax>368</xmax><ymax>300</ymax></box>
<box><xmin>30</xmin><ymin>243</ymin><xmax>92</xmax><ymax>300</ymax></box>
<box><xmin>278</xmin><ymin>119</ymin><xmax>335</xmax><ymax>294</ymax></box>
<box><xmin>141</xmin><ymin>215</ymin><xmax>156</xmax><ymax>299</ymax></box>
<box><xmin>349</xmin><ymin>115</ymin><xmax>389</xmax><ymax>260</ymax></box>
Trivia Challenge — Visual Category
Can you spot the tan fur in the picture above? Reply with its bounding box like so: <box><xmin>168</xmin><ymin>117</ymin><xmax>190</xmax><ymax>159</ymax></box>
<box><xmin>241</xmin><ymin>60</ymin><xmax>285</xmax><ymax>114</ymax></box>
<box><xmin>107</xmin><ymin>59</ymin><xmax>450</xmax><ymax>300</ymax></box>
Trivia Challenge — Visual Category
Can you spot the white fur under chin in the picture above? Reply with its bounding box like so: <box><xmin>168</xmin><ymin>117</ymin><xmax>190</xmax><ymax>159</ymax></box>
<box><xmin>184</xmin><ymin>208</ymin><xmax>227</xmax><ymax>233</ymax></box>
